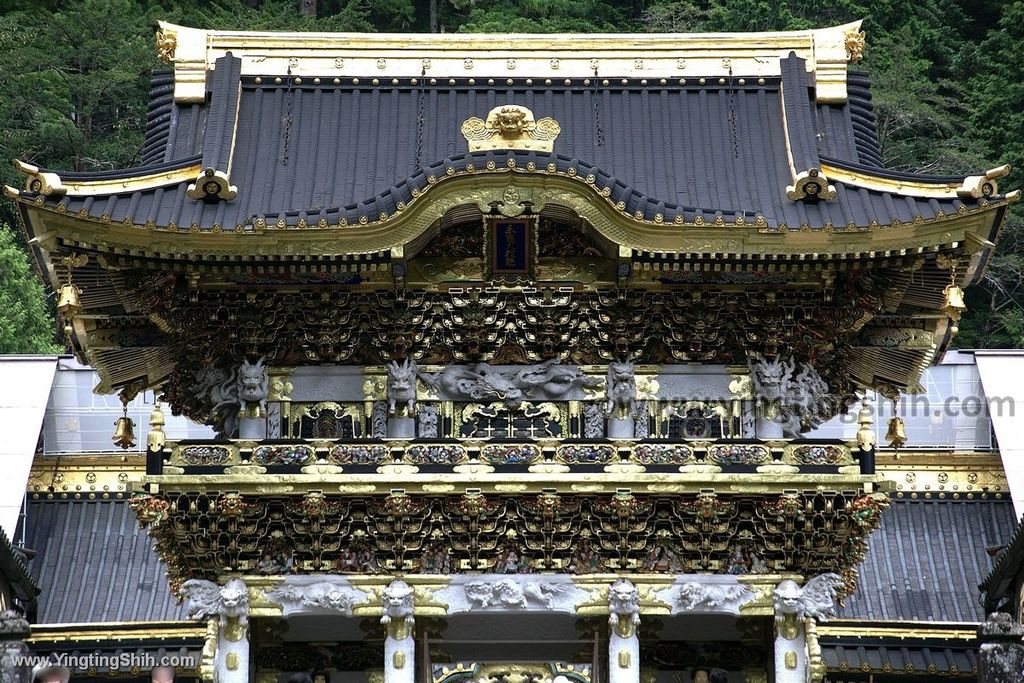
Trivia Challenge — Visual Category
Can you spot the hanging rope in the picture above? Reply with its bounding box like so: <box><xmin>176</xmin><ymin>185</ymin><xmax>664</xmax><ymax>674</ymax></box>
<box><xmin>415</xmin><ymin>64</ymin><xmax>427</xmax><ymax>172</ymax></box>
<box><xmin>279</xmin><ymin>65</ymin><xmax>295</xmax><ymax>167</ymax></box>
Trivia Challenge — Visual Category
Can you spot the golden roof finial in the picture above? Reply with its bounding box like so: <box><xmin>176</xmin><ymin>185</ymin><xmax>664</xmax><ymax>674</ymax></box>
<box><xmin>844</xmin><ymin>28</ymin><xmax>866</xmax><ymax>63</ymax></box>
<box><xmin>156</xmin><ymin>29</ymin><xmax>177</xmax><ymax>64</ymax></box>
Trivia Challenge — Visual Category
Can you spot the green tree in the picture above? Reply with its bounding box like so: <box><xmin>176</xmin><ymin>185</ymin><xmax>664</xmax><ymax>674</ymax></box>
<box><xmin>0</xmin><ymin>225</ymin><xmax>59</xmax><ymax>353</ymax></box>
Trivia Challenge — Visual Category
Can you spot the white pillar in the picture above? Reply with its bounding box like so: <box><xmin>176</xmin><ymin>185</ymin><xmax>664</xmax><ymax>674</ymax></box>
<box><xmin>382</xmin><ymin>580</ymin><xmax>416</xmax><ymax>683</ymax></box>
<box><xmin>217</xmin><ymin>616</ymin><xmax>250</xmax><ymax>683</ymax></box>
<box><xmin>608</xmin><ymin>579</ymin><xmax>640</xmax><ymax>683</ymax></box>
<box><xmin>773</xmin><ymin>580</ymin><xmax>808</xmax><ymax>683</ymax></box>
<box><xmin>212</xmin><ymin>579</ymin><xmax>251</xmax><ymax>683</ymax></box>
<box><xmin>182</xmin><ymin>578</ymin><xmax>251</xmax><ymax>683</ymax></box>
<box><xmin>773</xmin><ymin>616</ymin><xmax>806</xmax><ymax>683</ymax></box>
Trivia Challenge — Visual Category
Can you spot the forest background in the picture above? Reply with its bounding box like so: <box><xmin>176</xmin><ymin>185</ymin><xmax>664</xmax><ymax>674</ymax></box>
<box><xmin>1</xmin><ymin>0</ymin><xmax>1022</xmax><ymax>352</ymax></box>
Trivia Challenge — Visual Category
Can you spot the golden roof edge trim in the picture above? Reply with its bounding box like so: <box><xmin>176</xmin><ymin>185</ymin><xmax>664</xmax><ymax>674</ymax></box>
<box><xmin>12</xmin><ymin>160</ymin><xmax>203</xmax><ymax>197</ymax></box>
<box><xmin>14</xmin><ymin>169</ymin><xmax>1008</xmax><ymax>261</ymax></box>
<box><xmin>156</xmin><ymin>19</ymin><xmax>862</xmax><ymax>103</ymax></box>
<box><xmin>822</xmin><ymin>162</ymin><xmax>1012</xmax><ymax>200</ymax></box>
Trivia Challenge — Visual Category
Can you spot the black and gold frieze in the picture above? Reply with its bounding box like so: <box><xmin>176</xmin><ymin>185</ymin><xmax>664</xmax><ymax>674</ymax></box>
<box><xmin>130</xmin><ymin>490</ymin><xmax>888</xmax><ymax>597</ymax></box>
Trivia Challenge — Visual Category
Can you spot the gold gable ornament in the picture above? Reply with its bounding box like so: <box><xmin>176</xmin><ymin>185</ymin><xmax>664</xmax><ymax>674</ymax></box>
<box><xmin>461</xmin><ymin>105</ymin><xmax>561</xmax><ymax>153</ymax></box>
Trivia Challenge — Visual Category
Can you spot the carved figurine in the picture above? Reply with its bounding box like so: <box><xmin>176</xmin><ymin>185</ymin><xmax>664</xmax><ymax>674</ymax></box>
<box><xmin>418</xmin><ymin>404</ymin><xmax>439</xmax><ymax>438</ymax></box>
<box><xmin>643</xmin><ymin>544</ymin><xmax>683</xmax><ymax>572</ymax></box>
<box><xmin>195</xmin><ymin>365</ymin><xmax>240</xmax><ymax>437</ymax></box>
<box><xmin>386</xmin><ymin>359</ymin><xmax>418</xmax><ymax>415</ymax></box>
<box><xmin>257</xmin><ymin>552</ymin><xmax>280</xmax><ymax>575</ymax></box>
<box><xmin>749</xmin><ymin>551</ymin><xmax>771</xmax><ymax>574</ymax></box>
<box><xmin>337</xmin><ymin>544</ymin><xmax>380</xmax><ymax>574</ymax></box>
<box><xmin>421</xmin><ymin>363</ymin><xmax>526</xmax><ymax>408</ymax></box>
<box><xmin>180</xmin><ymin>578</ymin><xmax>249</xmax><ymax>628</ymax></box>
<box><xmin>605</xmin><ymin>361</ymin><xmax>638</xmax><ymax>418</ymax></box>
<box><xmin>583</xmin><ymin>403</ymin><xmax>605</xmax><ymax>438</ymax></box>
<box><xmin>725</xmin><ymin>547</ymin><xmax>749</xmax><ymax>575</ymax></box>
<box><xmin>420</xmin><ymin>542</ymin><xmax>453</xmax><ymax>574</ymax></box>
<box><xmin>421</xmin><ymin>360</ymin><xmax>598</xmax><ymax>409</ymax></box>
<box><xmin>773</xmin><ymin>574</ymin><xmax>843</xmax><ymax>621</ymax></box>
<box><xmin>237</xmin><ymin>357</ymin><xmax>269</xmax><ymax>416</ymax></box>
<box><xmin>497</xmin><ymin>547</ymin><xmax>523</xmax><ymax>574</ymax></box>
<box><xmin>515</xmin><ymin>359</ymin><xmax>601</xmax><ymax>396</ymax></box>
<box><xmin>567</xmin><ymin>539</ymin><xmax>603</xmax><ymax>574</ymax></box>
<box><xmin>607</xmin><ymin>578</ymin><xmax>641</xmax><ymax>635</ymax></box>
<box><xmin>748</xmin><ymin>354</ymin><xmax>830</xmax><ymax>435</ymax></box>
<box><xmin>380</xmin><ymin>580</ymin><xmax>415</xmax><ymax>629</ymax></box>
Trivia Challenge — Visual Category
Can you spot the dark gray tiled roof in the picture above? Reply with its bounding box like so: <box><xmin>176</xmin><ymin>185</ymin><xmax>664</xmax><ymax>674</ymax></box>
<box><xmin>22</xmin><ymin>500</ymin><xmax>186</xmax><ymax>624</ymax></box>
<box><xmin>839</xmin><ymin>498</ymin><xmax>1017</xmax><ymax>622</ymax></box>
<box><xmin>30</xmin><ymin>55</ymin><xmax>990</xmax><ymax>232</ymax></box>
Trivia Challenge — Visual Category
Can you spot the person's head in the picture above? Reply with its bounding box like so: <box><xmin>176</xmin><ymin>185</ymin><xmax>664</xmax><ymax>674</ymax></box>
<box><xmin>151</xmin><ymin>666</ymin><xmax>175</xmax><ymax>683</ymax></box>
<box><xmin>312</xmin><ymin>671</ymin><xmax>329</xmax><ymax>683</ymax></box>
<box><xmin>692</xmin><ymin>670</ymin><xmax>709</xmax><ymax>683</ymax></box>
<box><xmin>32</xmin><ymin>660</ymin><xmax>70</xmax><ymax>683</ymax></box>
<box><xmin>285</xmin><ymin>674</ymin><xmax>313</xmax><ymax>683</ymax></box>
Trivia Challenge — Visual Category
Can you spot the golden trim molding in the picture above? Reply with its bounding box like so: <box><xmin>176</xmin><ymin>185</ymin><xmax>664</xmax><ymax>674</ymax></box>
<box><xmin>876</xmin><ymin>450</ymin><xmax>1008</xmax><ymax>498</ymax></box>
<box><xmin>821</xmin><ymin>163</ymin><xmax>1012</xmax><ymax>200</ymax></box>
<box><xmin>27</xmin><ymin>454</ymin><xmax>146</xmax><ymax>500</ymax></box>
<box><xmin>27</xmin><ymin>621</ymin><xmax>206</xmax><ymax>644</ymax></box>
<box><xmin>12</xmin><ymin>160</ymin><xmax>203</xmax><ymax>198</ymax></box>
<box><xmin>818</xmin><ymin>622</ymin><xmax>977</xmax><ymax>641</ymax></box>
<box><xmin>138</xmin><ymin>470</ymin><xmax>880</xmax><ymax>497</ymax></box>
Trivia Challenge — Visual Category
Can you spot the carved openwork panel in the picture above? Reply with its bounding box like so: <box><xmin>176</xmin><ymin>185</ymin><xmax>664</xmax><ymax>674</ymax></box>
<box><xmin>132</xmin><ymin>490</ymin><xmax>888</xmax><ymax>597</ymax></box>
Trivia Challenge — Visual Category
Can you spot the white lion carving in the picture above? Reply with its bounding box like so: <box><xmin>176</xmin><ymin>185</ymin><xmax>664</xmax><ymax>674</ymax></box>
<box><xmin>608</xmin><ymin>578</ymin><xmax>641</xmax><ymax>629</ymax></box>
<box><xmin>381</xmin><ymin>580</ymin><xmax>415</xmax><ymax>628</ymax></box>
<box><xmin>464</xmin><ymin>579</ymin><xmax>568</xmax><ymax>610</ymax></box>
<box><xmin>676</xmin><ymin>582</ymin><xmax>753</xmax><ymax>612</ymax></box>
<box><xmin>181</xmin><ymin>578</ymin><xmax>249</xmax><ymax>627</ymax></box>
<box><xmin>773</xmin><ymin>574</ymin><xmax>843</xmax><ymax>622</ymax></box>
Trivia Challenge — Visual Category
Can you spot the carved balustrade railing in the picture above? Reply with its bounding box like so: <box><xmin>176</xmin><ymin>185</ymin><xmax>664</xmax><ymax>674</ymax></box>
<box><xmin>157</xmin><ymin>437</ymin><xmax>861</xmax><ymax>475</ymax></box>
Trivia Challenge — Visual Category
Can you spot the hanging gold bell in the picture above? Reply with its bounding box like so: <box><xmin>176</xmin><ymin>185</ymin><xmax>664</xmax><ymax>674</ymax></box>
<box><xmin>113</xmin><ymin>414</ymin><xmax>136</xmax><ymax>450</ymax></box>
<box><xmin>886</xmin><ymin>415</ymin><xmax>907</xmax><ymax>448</ymax></box>
<box><xmin>56</xmin><ymin>283</ymin><xmax>81</xmax><ymax>317</ymax></box>
<box><xmin>941</xmin><ymin>283</ymin><xmax>967</xmax><ymax>322</ymax></box>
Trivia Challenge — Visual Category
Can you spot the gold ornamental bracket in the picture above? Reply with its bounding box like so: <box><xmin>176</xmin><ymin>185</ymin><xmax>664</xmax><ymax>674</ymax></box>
<box><xmin>13</xmin><ymin>160</ymin><xmax>65</xmax><ymax>198</ymax></box>
<box><xmin>187</xmin><ymin>167</ymin><xmax>238</xmax><ymax>202</ymax></box>
<box><xmin>958</xmin><ymin>164</ymin><xmax>1011</xmax><ymax>200</ymax></box>
<box><xmin>462</xmin><ymin>106</ymin><xmax>560</xmax><ymax>153</ymax></box>
<box><xmin>786</xmin><ymin>169</ymin><xmax>836</xmax><ymax>202</ymax></box>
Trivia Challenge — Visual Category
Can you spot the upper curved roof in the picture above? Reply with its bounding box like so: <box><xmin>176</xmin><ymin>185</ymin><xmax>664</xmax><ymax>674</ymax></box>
<box><xmin>7</xmin><ymin>22</ymin><xmax>1016</xmax><ymax>239</ymax></box>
